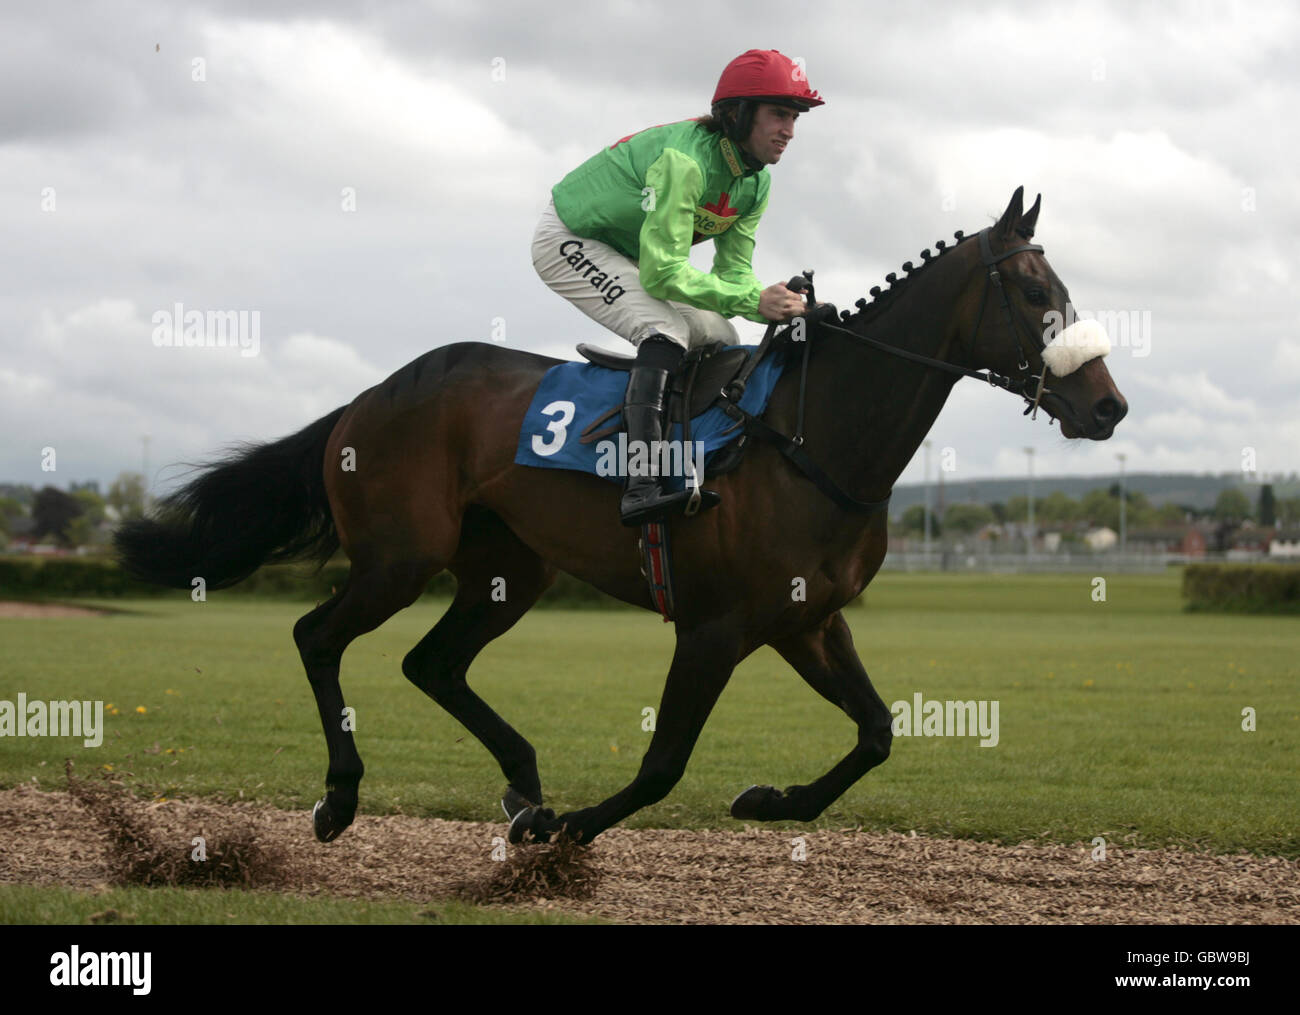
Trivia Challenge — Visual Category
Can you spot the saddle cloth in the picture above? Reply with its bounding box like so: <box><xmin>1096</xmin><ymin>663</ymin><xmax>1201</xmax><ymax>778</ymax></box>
<box><xmin>514</xmin><ymin>343</ymin><xmax>787</xmax><ymax>488</ymax></box>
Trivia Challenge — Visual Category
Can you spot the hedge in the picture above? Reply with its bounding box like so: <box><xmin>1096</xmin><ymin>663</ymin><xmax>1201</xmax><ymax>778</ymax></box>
<box><xmin>1182</xmin><ymin>563</ymin><xmax>1300</xmax><ymax>614</ymax></box>
<box><xmin>0</xmin><ymin>556</ymin><xmax>629</xmax><ymax>608</ymax></box>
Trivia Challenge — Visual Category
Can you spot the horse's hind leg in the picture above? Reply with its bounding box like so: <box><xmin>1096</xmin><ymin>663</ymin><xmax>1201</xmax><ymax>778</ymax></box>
<box><xmin>731</xmin><ymin>610</ymin><xmax>893</xmax><ymax>823</ymax></box>
<box><xmin>294</xmin><ymin>557</ymin><xmax>437</xmax><ymax>842</ymax></box>
<box><xmin>401</xmin><ymin>508</ymin><xmax>557</xmax><ymax>813</ymax></box>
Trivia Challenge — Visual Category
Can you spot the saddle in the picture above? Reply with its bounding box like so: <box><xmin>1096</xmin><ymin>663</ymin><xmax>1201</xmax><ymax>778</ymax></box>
<box><xmin>576</xmin><ymin>341</ymin><xmax>752</xmax><ymax>445</ymax></box>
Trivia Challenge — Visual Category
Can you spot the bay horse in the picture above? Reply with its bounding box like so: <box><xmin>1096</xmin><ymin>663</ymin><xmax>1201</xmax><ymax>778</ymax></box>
<box><xmin>116</xmin><ymin>187</ymin><xmax>1127</xmax><ymax>845</ymax></box>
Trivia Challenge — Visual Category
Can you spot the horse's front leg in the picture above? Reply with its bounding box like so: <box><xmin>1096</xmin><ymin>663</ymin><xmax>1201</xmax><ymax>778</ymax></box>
<box><xmin>510</xmin><ymin>619</ymin><xmax>741</xmax><ymax>845</ymax></box>
<box><xmin>730</xmin><ymin>610</ymin><xmax>893</xmax><ymax>823</ymax></box>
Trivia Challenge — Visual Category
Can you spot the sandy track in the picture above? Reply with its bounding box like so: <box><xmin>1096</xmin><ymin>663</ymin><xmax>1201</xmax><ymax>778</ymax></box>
<box><xmin>0</xmin><ymin>785</ymin><xmax>1294</xmax><ymax>924</ymax></box>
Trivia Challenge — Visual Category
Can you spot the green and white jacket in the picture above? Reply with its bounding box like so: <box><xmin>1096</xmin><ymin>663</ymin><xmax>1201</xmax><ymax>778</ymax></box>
<box><xmin>551</xmin><ymin>119</ymin><xmax>770</xmax><ymax>323</ymax></box>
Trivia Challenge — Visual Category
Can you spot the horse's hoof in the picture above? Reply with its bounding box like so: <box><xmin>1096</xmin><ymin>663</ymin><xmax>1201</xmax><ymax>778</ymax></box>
<box><xmin>553</xmin><ymin>814</ymin><xmax>591</xmax><ymax>844</ymax></box>
<box><xmin>507</xmin><ymin>804</ymin><xmax>559</xmax><ymax>845</ymax></box>
<box><xmin>730</xmin><ymin>784</ymin><xmax>781</xmax><ymax>821</ymax></box>
<box><xmin>312</xmin><ymin>796</ymin><xmax>348</xmax><ymax>843</ymax></box>
<box><xmin>501</xmin><ymin>786</ymin><xmax>540</xmax><ymax>822</ymax></box>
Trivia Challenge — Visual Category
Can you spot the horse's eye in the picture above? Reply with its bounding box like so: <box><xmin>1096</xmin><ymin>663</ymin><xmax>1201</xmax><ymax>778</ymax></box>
<box><xmin>1025</xmin><ymin>288</ymin><xmax>1047</xmax><ymax>305</ymax></box>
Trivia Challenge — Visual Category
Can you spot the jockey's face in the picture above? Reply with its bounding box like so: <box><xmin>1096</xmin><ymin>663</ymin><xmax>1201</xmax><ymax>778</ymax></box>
<box><xmin>741</xmin><ymin>103</ymin><xmax>799</xmax><ymax>165</ymax></box>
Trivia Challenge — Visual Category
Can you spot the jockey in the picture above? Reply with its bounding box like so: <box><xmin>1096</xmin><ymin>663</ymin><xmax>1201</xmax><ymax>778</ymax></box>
<box><xmin>532</xmin><ymin>49</ymin><xmax>823</xmax><ymax>526</ymax></box>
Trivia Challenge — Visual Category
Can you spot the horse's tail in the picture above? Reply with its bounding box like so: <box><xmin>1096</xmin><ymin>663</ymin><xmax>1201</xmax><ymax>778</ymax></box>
<box><xmin>114</xmin><ymin>406</ymin><xmax>348</xmax><ymax>590</ymax></box>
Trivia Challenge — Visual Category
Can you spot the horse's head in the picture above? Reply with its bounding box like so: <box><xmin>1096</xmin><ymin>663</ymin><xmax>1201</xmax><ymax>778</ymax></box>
<box><xmin>961</xmin><ymin>187</ymin><xmax>1128</xmax><ymax>439</ymax></box>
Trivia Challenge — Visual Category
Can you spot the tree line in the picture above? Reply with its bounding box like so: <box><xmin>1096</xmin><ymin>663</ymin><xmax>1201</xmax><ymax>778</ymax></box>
<box><xmin>894</xmin><ymin>484</ymin><xmax>1297</xmax><ymax>538</ymax></box>
<box><xmin>2</xmin><ymin>475</ymin><xmax>1297</xmax><ymax>550</ymax></box>
<box><xmin>0</xmin><ymin>474</ymin><xmax>146</xmax><ymax>549</ymax></box>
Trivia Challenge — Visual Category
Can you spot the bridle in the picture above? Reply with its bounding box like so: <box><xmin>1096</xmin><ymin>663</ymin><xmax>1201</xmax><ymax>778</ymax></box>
<box><xmin>811</xmin><ymin>226</ymin><xmax>1055</xmax><ymax>418</ymax></box>
<box><xmin>968</xmin><ymin>226</ymin><xmax>1051</xmax><ymax>418</ymax></box>
<box><xmin>715</xmin><ymin>227</ymin><xmax>1062</xmax><ymax>515</ymax></box>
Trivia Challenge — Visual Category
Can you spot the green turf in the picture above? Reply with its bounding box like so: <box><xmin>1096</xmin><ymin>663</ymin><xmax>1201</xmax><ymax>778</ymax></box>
<box><xmin>2</xmin><ymin>572</ymin><xmax>1296</xmax><ymax>857</ymax></box>
<box><xmin>0</xmin><ymin>884</ymin><xmax>599</xmax><ymax>924</ymax></box>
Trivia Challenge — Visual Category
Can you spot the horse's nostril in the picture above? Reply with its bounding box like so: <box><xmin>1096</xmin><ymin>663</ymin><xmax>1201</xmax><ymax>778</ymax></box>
<box><xmin>1093</xmin><ymin>397</ymin><xmax>1123</xmax><ymax>424</ymax></box>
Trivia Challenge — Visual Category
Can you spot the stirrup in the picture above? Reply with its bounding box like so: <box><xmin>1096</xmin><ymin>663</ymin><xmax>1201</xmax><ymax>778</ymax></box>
<box><xmin>620</xmin><ymin>485</ymin><xmax>719</xmax><ymax>527</ymax></box>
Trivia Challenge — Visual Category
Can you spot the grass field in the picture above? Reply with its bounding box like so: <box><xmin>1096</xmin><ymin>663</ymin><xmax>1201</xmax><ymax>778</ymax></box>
<box><xmin>2</xmin><ymin>571</ymin><xmax>1297</xmax><ymax>861</ymax></box>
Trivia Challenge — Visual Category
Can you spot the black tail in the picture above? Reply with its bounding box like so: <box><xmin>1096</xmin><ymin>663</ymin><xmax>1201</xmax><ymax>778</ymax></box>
<box><xmin>114</xmin><ymin>406</ymin><xmax>348</xmax><ymax>590</ymax></box>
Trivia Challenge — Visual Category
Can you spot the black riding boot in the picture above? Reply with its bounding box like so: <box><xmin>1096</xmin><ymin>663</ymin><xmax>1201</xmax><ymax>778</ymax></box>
<box><xmin>619</xmin><ymin>336</ymin><xmax>702</xmax><ymax>527</ymax></box>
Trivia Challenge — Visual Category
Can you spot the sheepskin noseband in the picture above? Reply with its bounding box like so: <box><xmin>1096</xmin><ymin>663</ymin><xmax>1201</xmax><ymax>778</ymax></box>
<box><xmin>1042</xmin><ymin>319</ymin><xmax>1110</xmax><ymax>377</ymax></box>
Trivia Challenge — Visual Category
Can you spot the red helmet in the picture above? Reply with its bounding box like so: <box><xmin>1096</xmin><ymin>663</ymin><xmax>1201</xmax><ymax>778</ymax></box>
<box><xmin>712</xmin><ymin>49</ymin><xmax>824</xmax><ymax>110</ymax></box>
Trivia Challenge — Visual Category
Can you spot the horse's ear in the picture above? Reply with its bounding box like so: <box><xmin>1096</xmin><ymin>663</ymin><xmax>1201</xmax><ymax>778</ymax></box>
<box><xmin>1019</xmin><ymin>193</ymin><xmax>1042</xmax><ymax>238</ymax></box>
<box><xmin>994</xmin><ymin>186</ymin><xmax>1025</xmax><ymax>239</ymax></box>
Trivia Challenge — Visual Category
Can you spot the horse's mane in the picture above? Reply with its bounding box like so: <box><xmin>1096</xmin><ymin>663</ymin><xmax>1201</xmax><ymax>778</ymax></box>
<box><xmin>841</xmin><ymin>229</ymin><xmax>978</xmax><ymax>328</ymax></box>
<box><xmin>843</xmin><ymin>220</ymin><xmax>1040</xmax><ymax>328</ymax></box>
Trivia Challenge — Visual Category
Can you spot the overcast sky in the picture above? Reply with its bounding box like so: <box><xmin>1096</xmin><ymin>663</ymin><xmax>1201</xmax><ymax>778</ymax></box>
<box><xmin>4</xmin><ymin>0</ymin><xmax>1297</xmax><ymax>498</ymax></box>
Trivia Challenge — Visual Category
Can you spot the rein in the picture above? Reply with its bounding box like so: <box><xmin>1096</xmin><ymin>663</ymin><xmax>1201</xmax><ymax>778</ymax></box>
<box><xmin>816</xmin><ymin>227</ymin><xmax>1050</xmax><ymax>415</ymax></box>
<box><xmin>716</xmin><ymin>228</ymin><xmax>1051</xmax><ymax>515</ymax></box>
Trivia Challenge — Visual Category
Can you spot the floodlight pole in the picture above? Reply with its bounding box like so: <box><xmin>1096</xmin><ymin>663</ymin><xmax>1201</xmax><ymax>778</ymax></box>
<box><xmin>1025</xmin><ymin>446</ymin><xmax>1035</xmax><ymax>562</ymax></box>
<box><xmin>923</xmin><ymin>440</ymin><xmax>932</xmax><ymax>565</ymax></box>
<box><xmin>1117</xmin><ymin>452</ymin><xmax>1127</xmax><ymax>556</ymax></box>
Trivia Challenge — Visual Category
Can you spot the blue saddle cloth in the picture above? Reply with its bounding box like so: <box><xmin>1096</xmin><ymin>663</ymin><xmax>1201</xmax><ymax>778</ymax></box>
<box><xmin>514</xmin><ymin>344</ymin><xmax>787</xmax><ymax>487</ymax></box>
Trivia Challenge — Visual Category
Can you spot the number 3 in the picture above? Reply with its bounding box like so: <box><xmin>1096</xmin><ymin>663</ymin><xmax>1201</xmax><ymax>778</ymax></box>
<box><xmin>531</xmin><ymin>400</ymin><xmax>576</xmax><ymax>457</ymax></box>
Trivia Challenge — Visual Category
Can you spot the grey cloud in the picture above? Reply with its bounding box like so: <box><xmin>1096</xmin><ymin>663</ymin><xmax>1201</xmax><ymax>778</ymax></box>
<box><xmin>2</xmin><ymin>0</ymin><xmax>1297</xmax><ymax>494</ymax></box>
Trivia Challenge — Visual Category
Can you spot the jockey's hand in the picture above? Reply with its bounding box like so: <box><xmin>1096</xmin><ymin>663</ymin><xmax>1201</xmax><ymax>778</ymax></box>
<box><xmin>759</xmin><ymin>282</ymin><xmax>806</xmax><ymax>322</ymax></box>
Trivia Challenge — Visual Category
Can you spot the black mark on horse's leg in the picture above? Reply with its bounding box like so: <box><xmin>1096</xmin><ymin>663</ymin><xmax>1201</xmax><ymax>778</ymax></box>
<box><xmin>402</xmin><ymin>523</ymin><xmax>556</xmax><ymax>808</ymax></box>
<box><xmin>734</xmin><ymin>611</ymin><xmax>892</xmax><ymax>823</ymax></box>
<box><xmin>294</xmin><ymin>560</ymin><xmax>434</xmax><ymax>843</ymax></box>
<box><xmin>552</xmin><ymin>619</ymin><xmax>742</xmax><ymax>843</ymax></box>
